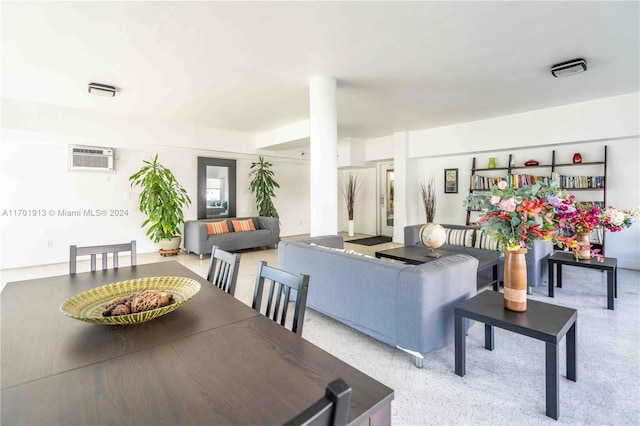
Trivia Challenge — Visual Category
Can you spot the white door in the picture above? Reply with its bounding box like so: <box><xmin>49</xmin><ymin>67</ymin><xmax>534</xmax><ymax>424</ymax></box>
<box><xmin>379</xmin><ymin>163</ymin><xmax>394</xmax><ymax>236</ymax></box>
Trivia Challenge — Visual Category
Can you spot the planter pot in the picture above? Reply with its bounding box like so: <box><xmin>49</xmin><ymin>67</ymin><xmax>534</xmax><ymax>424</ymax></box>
<box><xmin>574</xmin><ymin>232</ymin><xmax>591</xmax><ymax>260</ymax></box>
<box><xmin>348</xmin><ymin>220</ymin><xmax>355</xmax><ymax>237</ymax></box>
<box><xmin>160</xmin><ymin>236</ymin><xmax>181</xmax><ymax>251</ymax></box>
<box><xmin>503</xmin><ymin>247</ymin><xmax>528</xmax><ymax>312</ymax></box>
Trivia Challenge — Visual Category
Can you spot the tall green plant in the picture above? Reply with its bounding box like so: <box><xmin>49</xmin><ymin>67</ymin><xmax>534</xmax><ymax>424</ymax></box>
<box><xmin>249</xmin><ymin>156</ymin><xmax>279</xmax><ymax>218</ymax></box>
<box><xmin>129</xmin><ymin>154</ymin><xmax>191</xmax><ymax>243</ymax></box>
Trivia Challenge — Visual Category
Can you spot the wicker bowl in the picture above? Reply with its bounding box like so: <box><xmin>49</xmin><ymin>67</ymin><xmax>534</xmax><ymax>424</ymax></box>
<box><xmin>60</xmin><ymin>276</ymin><xmax>201</xmax><ymax>325</ymax></box>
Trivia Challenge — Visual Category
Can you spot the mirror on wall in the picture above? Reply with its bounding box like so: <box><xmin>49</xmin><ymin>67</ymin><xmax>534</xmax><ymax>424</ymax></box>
<box><xmin>197</xmin><ymin>157</ymin><xmax>236</xmax><ymax>219</ymax></box>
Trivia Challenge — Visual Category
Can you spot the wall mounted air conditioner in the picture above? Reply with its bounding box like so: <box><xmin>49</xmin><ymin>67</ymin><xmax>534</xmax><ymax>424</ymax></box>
<box><xmin>68</xmin><ymin>145</ymin><xmax>115</xmax><ymax>172</ymax></box>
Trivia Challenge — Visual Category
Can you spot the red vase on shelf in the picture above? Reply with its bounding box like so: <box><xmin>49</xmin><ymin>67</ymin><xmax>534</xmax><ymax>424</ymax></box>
<box><xmin>573</xmin><ymin>153</ymin><xmax>582</xmax><ymax>164</ymax></box>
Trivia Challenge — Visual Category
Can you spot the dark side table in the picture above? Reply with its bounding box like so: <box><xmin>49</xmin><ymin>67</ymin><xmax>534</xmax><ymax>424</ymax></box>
<box><xmin>548</xmin><ymin>252</ymin><xmax>618</xmax><ymax>310</ymax></box>
<box><xmin>454</xmin><ymin>291</ymin><xmax>577</xmax><ymax>420</ymax></box>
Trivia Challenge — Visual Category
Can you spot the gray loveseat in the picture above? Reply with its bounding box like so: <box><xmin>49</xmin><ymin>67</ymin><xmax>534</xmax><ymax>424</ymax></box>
<box><xmin>278</xmin><ymin>235</ymin><xmax>478</xmax><ymax>368</ymax></box>
<box><xmin>184</xmin><ymin>216</ymin><xmax>280</xmax><ymax>259</ymax></box>
<box><xmin>404</xmin><ymin>223</ymin><xmax>554</xmax><ymax>291</ymax></box>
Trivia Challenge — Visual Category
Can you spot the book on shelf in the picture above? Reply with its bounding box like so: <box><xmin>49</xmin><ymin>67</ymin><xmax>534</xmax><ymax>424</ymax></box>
<box><xmin>551</xmin><ymin>172</ymin><xmax>605</xmax><ymax>189</ymax></box>
<box><xmin>470</xmin><ymin>174</ymin><xmax>506</xmax><ymax>190</ymax></box>
<box><xmin>507</xmin><ymin>174</ymin><xmax>549</xmax><ymax>189</ymax></box>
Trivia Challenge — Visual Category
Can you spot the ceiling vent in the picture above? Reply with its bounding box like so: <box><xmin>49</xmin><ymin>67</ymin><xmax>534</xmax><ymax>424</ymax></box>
<box><xmin>550</xmin><ymin>58</ymin><xmax>587</xmax><ymax>78</ymax></box>
<box><xmin>69</xmin><ymin>145</ymin><xmax>115</xmax><ymax>172</ymax></box>
<box><xmin>88</xmin><ymin>82</ymin><xmax>116</xmax><ymax>97</ymax></box>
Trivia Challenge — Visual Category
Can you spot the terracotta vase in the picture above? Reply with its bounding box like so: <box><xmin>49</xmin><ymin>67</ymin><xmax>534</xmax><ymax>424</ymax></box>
<box><xmin>503</xmin><ymin>248</ymin><xmax>528</xmax><ymax>312</ymax></box>
<box><xmin>574</xmin><ymin>232</ymin><xmax>591</xmax><ymax>260</ymax></box>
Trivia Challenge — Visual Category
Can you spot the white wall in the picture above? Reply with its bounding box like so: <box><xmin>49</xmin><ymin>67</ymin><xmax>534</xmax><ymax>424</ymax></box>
<box><xmin>398</xmin><ymin>92</ymin><xmax>640</xmax><ymax>269</ymax></box>
<box><xmin>2</xmin><ymin>98</ymin><xmax>257</xmax><ymax>154</ymax></box>
<box><xmin>337</xmin><ymin>168</ymin><xmax>377</xmax><ymax>236</ymax></box>
<box><xmin>3</xmin><ymin>93</ymin><xmax>639</xmax><ymax>269</ymax></box>
<box><xmin>0</xmin><ymin>132</ymin><xmax>310</xmax><ymax>269</ymax></box>
<box><xmin>406</xmin><ymin>139</ymin><xmax>639</xmax><ymax>269</ymax></box>
<box><xmin>409</xmin><ymin>93</ymin><xmax>639</xmax><ymax>157</ymax></box>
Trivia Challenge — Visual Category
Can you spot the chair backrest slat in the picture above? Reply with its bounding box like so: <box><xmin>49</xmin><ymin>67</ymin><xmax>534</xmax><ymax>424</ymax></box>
<box><xmin>69</xmin><ymin>241</ymin><xmax>136</xmax><ymax>274</ymax></box>
<box><xmin>252</xmin><ymin>261</ymin><xmax>309</xmax><ymax>336</ymax></box>
<box><xmin>284</xmin><ymin>378</ymin><xmax>352</xmax><ymax>426</ymax></box>
<box><xmin>206</xmin><ymin>246</ymin><xmax>241</xmax><ymax>296</ymax></box>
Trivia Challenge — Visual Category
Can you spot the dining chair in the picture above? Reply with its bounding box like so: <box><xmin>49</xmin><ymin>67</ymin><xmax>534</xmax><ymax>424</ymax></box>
<box><xmin>69</xmin><ymin>241</ymin><xmax>137</xmax><ymax>274</ymax></box>
<box><xmin>206</xmin><ymin>246</ymin><xmax>241</xmax><ymax>296</ymax></box>
<box><xmin>251</xmin><ymin>261</ymin><xmax>310</xmax><ymax>336</ymax></box>
<box><xmin>284</xmin><ymin>378</ymin><xmax>352</xmax><ymax>426</ymax></box>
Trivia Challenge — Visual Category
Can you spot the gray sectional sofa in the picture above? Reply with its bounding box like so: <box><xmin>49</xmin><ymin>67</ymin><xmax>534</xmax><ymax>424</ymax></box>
<box><xmin>278</xmin><ymin>235</ymin><xmax>478</xmax><ymax>367</ymax></box>
<box><xmin>404</xmin><ymin>223</ymin><xmax>554</xmax><ymax>291</ymax></box>
<box><xmin>184</xmin><ymin>216</ymin><xmax>280</xmax><ymax>259</ymax></box>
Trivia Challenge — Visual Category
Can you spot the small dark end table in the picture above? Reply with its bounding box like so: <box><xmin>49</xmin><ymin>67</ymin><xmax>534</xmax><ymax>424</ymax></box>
<box><xmin>547</xmin><ymin>251</ymin><xmax>618</xmax><ymax>310</ymax></box>
<box><xmin>375</xmin><ymin>246</ymin><xmax>499</xmax><ymax>291</ymax></box>
<box><xmin>454</xmin><ymin>291</ymin><xmax>577</xmax><ymax>420</ymax></box>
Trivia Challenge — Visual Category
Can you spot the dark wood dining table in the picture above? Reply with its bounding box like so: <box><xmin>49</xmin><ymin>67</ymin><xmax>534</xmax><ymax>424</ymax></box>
<box><xmin>1</xmin><ymin>261</ymin><xmax>393</xmax><ymax>425</ymax></box>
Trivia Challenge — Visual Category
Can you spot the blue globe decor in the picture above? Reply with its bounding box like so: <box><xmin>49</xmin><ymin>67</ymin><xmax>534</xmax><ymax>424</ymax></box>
<box><xmin>419</xmin><ymin>223</ymin><xmax>446</xmax><ymax>258</ymax></box>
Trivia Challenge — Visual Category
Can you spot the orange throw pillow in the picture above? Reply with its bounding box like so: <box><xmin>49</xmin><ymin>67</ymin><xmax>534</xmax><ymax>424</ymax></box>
<box><xmin>232</xmin><ymin>219</ymin><xmax>256</xmax><ymax>232</ymax></box>
<box><xmin>206</xmin><ymin>220</ymin><xmax>229</xmax><ymax>235</ymax></box>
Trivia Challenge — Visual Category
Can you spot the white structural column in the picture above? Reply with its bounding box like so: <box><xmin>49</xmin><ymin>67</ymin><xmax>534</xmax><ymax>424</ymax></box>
<box><xmin>309</xmin><ymin>76</ymin><xmax>338</xmax><ymax>236</ymax></box>
<box><xmin>393</xmin><ymin>131</ymin><xmax>410</xmax><ymax>243</ymax></box>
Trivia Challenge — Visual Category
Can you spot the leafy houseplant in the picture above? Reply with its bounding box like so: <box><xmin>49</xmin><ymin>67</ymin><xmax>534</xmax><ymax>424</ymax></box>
<box><xmin>129</xmin><ymin>154</ymin><xmax>191</xmax><ymax>248</ymax></box>
<box><xmin>249</xmin><ymin>156</ymin><xmax>279</xmax><ymax>218</ymax></box>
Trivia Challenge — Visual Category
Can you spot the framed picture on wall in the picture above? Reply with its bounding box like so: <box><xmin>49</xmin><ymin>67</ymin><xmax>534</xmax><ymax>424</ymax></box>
<box><xmin>444</xmin><ymin>168</ymin><xmax>458</xmax><ymax>193</ymax></box>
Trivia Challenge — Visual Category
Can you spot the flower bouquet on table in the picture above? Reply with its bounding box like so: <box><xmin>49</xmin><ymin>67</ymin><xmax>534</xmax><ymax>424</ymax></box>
<box><xmin>552</xmin><ymin>198</ymin><xmax>604</xmax><ymax>260</ymax></box>
<box><xmin>465</xmin><ymin>180</ymin><xmax>561</xmax><ymax>254</ymax></box>
<box><xmin>552</xmin><ymin>201</ymin><xmax>638</xmax><ymax>261</ymax></box>
<box><xmin>465</xmin><ymin>180</ymin><xmax>565</xmax><ymax>312</ymax></box>
<box><xmin>600</xmin><ymin>207</ymin><xmax>638</xmax><ymax>232</ymax></box>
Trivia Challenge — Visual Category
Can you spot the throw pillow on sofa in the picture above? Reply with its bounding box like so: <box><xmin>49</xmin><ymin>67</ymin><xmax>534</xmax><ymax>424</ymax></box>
<box><xmin>444</xmin><ymin>228</ymin><xmax>474</xmax><ymax>247</ymax></box>
<box><xmin>207</xmin><ymin>220</ymin><xmax>230</xmax><ymax>235</ymax></box>
<box><xmin>232</xmin><ymin>219</ymin><xmax>256</xmax><ymax>232</ymax></box>
<box><xmin>474</xmin><ymin>230</ymin><xmax>499</xmax><ymax>251</ymax></box>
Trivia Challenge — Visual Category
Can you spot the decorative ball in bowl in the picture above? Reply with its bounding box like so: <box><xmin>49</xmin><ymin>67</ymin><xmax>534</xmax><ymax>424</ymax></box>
<box><xmin>60</xmin><ymin>276</ymin><xmax>201</xmax><ymax>325</ymax></box>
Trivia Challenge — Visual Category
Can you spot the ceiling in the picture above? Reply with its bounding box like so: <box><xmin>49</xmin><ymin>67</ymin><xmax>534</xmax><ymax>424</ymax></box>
<box><xmin>2</xmin><ymin>1</ymin><xmax>639</xmax><ymax>145</ymax></box>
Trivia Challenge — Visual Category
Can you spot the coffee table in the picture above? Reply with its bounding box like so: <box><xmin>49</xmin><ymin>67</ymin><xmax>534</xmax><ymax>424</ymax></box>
<box><xmin>548</xmin><ymin>251</ymin><xmax>618</xmax><ymax>310</ymax></box>
<box><xmin>454</xmin><ymin>291</ymin><xmax>577</xmax><ymax>420</ymax></box>
<box><xmin>375</xmin><ymin>246</ymin><xmax>498</xmax><ymax>291</ymax></box>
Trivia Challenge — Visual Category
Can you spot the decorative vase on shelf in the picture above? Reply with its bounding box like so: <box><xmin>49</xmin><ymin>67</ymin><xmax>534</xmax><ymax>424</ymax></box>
<box><xmin>488</xmin><ymin>158</ymin><xmax>496</xmax><ymax>169</ymax></box>
<box><xmin>573</xmin><ymin>153</ymin><xmax>582</xmax><ymax>164</ymax></box>
<box><xmin>574</xmin><ymin>232</ymin><xmax>591</xmax><ymax>259</ymax></box>
<box><xmin>503</xmin><ymin>248</ymin><xmax>528</xmax><ymax>312</ymax></box>
<box><xmin>348</xmin><ymin>219</ymin><xmax>355</xmax><ymax>237</ymax></box>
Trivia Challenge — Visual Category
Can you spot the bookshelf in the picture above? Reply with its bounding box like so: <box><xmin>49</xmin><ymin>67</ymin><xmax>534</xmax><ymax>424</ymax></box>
<box><xmin>466</xmin><ymin>146</ymin><xmax>608</xmax><ymax>253</ymax></box>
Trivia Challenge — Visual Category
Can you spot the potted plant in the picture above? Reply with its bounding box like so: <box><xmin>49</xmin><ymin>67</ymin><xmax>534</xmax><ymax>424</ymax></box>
<box><xmin>129</xmin><ymin>154</ymin><xmax>192</xmax><ymax>252</ymax></box>
<box><xmin>249</xmin><ymin>156</ymin><xmax>279</xmax><ymax>218</ymax></box>
<box><xmin>340</xmin><ymin>172</ymin><xmax>360</xmax><ymax>237</ymax></box>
